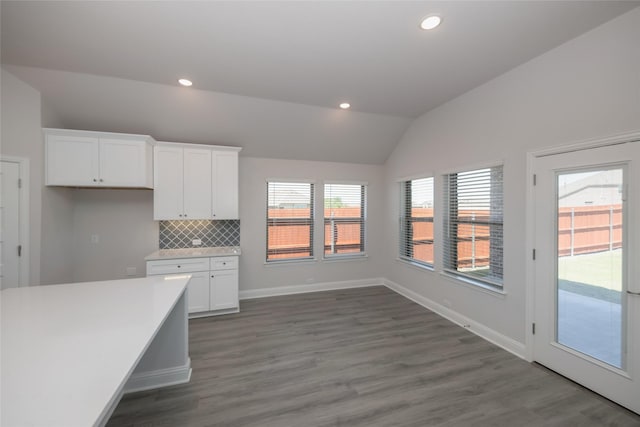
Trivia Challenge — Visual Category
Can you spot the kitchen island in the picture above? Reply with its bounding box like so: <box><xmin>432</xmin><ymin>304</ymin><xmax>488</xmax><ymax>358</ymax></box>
<box><xmin>1</xmin><ymin>275</ymin><xmax>191</xmax><ymax>427</ymax></box>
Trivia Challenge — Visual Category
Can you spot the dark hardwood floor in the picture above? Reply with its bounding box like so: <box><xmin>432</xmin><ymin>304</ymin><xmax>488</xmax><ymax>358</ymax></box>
<box><xmin>108</xmin><ymin>286</ymin><xmax>640</xmax><ymax>426</ymax></box>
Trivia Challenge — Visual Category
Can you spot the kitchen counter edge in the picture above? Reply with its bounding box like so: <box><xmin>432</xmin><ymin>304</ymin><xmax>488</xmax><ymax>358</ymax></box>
<box><xmin>145</xmin><ymin>246</ymin><xmax>241</xmax><ymax>261</ymax></box>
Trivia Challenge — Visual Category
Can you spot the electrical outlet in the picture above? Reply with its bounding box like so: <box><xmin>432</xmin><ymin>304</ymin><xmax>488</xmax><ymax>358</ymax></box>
<box><xmin>192</xmin><ymin>239</ymin><xmax>202</xmax><ymax>246</ymax></box>
<box><xmin>126</xmin><ymin>267</ymin><xmax>137</xmax><ymax>276</ymax></box>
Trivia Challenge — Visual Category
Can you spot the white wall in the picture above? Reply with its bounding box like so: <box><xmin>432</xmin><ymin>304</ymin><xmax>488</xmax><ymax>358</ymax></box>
<box><xmin>1</xmin><ymin>68</ymin><xmax>43</xmax><ymax>284</ymax></box>
<box><xmin>55</xmin><ymin>155</ymin><xmax>384</xmax><ymax>288</ymax></box>
<box><xmin>383</xmin><ymin>8</ymin><xmax>640</xmax><ymax>345</ymax></box>
<box><xmin>69</xmin><ymin>189</ymin><xmax>158</xmax><ymax>283</ymax></box>
<box><xmin>39</xmin><ymin>187</ymin><xmax>74</xmax><ymax>284</ymax></box>
<box><xmin>40</xmin><ymin>99</ymin><xmax>75</xmax><ymax>285</ymax></box>
<box><xmin>48</xmin><ymin>156</ymin><xmax>384</xmax><ymax>288</ymax></box>
<box><xmin>239</xmin><ymin>157</ymin><xmax>384</xmax><ymax>292</ymax></box>
<box><xmin>4</xmin><ymin>65</ymin><xmax>411</xmax><ymax>165</ymax></box>
<box><xmin>1</xmin><ymin>67</ymin><xmax>77</xmax><ymax>285</ymax></box>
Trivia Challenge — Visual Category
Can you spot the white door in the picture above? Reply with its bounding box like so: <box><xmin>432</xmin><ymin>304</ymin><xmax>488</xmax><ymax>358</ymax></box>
<box><xmin>46</xmin><ymin>134</ymin><xmax>99</xmax><ymax>186</ymax></box>
<box><xmin>99</xmin><ymin>138</ymin><xmax>145</xmax><ymax>187</ymax></box>
<box><xmin>185</xmin><ymin>271</ymin><xmax>210</xmax><ymax>313</ymax></box>
<box><xmin>212</xmin><ymin>151</ymin><xmax>239</xmax><ymax>219</ymax></box>
<box><xmin>154</xmin><ymin>146</ymin><xmax>184</xmax><ymax>220</ymax></box>
<box><xmin>210</xmin><ymin>269</ymin><xmax>238</xmax><ymax>311</ymax></box>
<box><xmin>183</xmin><ymin>148</ymin><xmax>212</xmax><ymax>220</ymax></box>
<box><xmin>0</xmin><ymin>161</ymin><xmax>23</xmax><ymax>289</ymax></box>
<box><xmin>533</xmin><ymin>141</ymin><xmax>640</xmax><ymax>413</ymax></box>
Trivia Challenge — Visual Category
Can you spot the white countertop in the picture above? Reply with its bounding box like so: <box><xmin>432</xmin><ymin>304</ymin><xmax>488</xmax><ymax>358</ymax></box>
<box><xmin>145</xmin><ymin>246</ymin><xmax>241</xmax><ymax>261</ymax></box>
<box><xmin>1</xmin><ymin>275</ymin><xmax>190</xmax><ymax>427</ymax></box>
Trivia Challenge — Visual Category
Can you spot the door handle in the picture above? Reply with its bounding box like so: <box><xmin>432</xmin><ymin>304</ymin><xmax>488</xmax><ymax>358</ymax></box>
<box><xmin>627</xmin><ymin>290</ymin><xmax>640</xmax><ymax>296</ymax></box>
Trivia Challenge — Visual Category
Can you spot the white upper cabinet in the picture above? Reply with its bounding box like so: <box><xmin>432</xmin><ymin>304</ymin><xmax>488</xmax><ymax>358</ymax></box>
<box><xmin>153</xmin><ymin>142</ymin><xmax>241</xmax><ymax>220</ymax></box>
<box><xmin>99</xmin><ymin>138</ymin><xmax>152</xmax><ymax>187</ymax></box>
<box><xmin>153</xmin><ymin>146</ymin><xmax>184</xmax><ymax>220</ymax></box>
<box><xmin>212</xmin><ymin>151</ymin><xmax>239</xmax><ymax>219</ymax></box>
<box><xmin>46</xmin><ymin>134</ymin><xmax>100</xmax><ymax>186</ymax></box>
<box><xmin>183</xmin><ymin>148</ymin><xmax>213</xmax><ymax>220</ymax></box>
<box><xmin>45</xmin><ymin>129</ymin><xmax>154</xmax><ymax>188</ymax></box>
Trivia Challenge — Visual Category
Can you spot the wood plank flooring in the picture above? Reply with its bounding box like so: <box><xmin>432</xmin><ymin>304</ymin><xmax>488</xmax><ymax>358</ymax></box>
<box><xmin>108</xmin><ymin>286</ymin><xmax>640</xmax><ymax>427</ymax></box>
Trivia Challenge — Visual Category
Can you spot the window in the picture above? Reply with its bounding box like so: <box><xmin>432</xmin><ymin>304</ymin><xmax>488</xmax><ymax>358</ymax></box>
<box><xmin>266</xmin><ymin>181</ymin><xmax>314</xmax><ymax>262</ymax></box>
<box><xmin>443</xmin><ymin>166</ymin><xmax>503</xmax><ymax>287</ymax></box>
<box><xmin>399</xmin><ymin>177</ymin><xmax>434</xmax><ymax>267</ymax></box>
<box><xmin>324</xmin><ymin>183</ymin><xmax>366</xmax><ymax>257</ymax></box>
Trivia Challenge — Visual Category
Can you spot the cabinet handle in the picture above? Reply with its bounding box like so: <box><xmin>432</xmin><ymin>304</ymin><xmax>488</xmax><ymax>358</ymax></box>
<box><xmin>179</xmin><ymin>214</ymin><xmax>183</xmax><ymax>217</ymax></box>
<box><xmin>99</xmin><ymin>179</ymin><xmax>103</xmax><ymax>182</ymax></box>
<box><xmin>93</xmin><ymin>179</ymin><xmax>97</xmax><ymax>182</ymax></box>
<box><xmin>211</xmin><ymin>275</ymin><xmax>214</xmax><ymax>278</ymax></box>
<box><xmin>177</xmin><ymin>265</ymin><xmax>181</xmax><ymax>268</ymax></box>
<box><xmin>184</xmin><ymin>214</ymin><xmax>188</xmax><ymax>217</ymax></box>
<box><xmin>223</xmin><ymin>262</ymin><xmax>226</xmax><ymax>265</ymax></box>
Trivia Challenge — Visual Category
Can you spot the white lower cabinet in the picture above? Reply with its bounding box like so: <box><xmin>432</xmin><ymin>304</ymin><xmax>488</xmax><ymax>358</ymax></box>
<box><xmin>146</xmin><ymin>256</ymin><xmax>239</xmax><ymax>317</ymax></box>
<box><xmin>186</xmin><ymin>271</ymin><xmax>210</xmax><ymax>314</ymax></box>
<box><xmin>210</xmin><ymin>269</ymin><xmax>239</xmax><ymax>311</ymax></box>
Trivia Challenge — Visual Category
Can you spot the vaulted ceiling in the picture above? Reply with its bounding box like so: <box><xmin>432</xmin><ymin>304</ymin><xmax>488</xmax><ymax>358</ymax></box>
<box><xmin>2</xmin><ymin>1</ymin><xmax>637</xmax><ymax>164</ymax></box>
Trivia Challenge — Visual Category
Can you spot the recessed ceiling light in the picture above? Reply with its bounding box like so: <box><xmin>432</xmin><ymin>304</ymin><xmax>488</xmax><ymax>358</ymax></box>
<box><xmin>178</xmin><ymin>78</ymin><xmax>193</xmax><ymax>87</ymax></box>
<box><xmin>420</xmin><ymin>15</ymin><xmax>442</xmax><ymax>30</ymax></box>
<box><xmin>339</xmin><ymin>102</ymin><xmax>351</xmax><ymax>109</ymax></box>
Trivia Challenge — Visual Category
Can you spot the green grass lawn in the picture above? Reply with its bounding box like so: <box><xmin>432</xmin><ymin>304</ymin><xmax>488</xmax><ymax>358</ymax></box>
<box><xmin>558</xmin><ymin>249</ymin><xmax>622</xmax><ymax>297</ymax></box>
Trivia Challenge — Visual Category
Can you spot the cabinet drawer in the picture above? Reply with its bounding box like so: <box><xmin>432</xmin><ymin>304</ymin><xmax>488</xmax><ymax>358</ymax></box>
<box><xmin>147</xmin><ymin>257</ymin><xmax>209</xmax><ymax>275</ymax></box>
<box><xmin>210</xmin><ymin>256</ymin><xmax>238</xmax><ymax>271</ymax></box>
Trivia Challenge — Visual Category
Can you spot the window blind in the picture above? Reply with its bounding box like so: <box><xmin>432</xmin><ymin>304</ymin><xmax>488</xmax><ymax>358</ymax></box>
<box><xmin>443</xmin><ymin>166</ymin><xmax>503</xmax><ymax>287</ymax></box>
<box><xmin>324</xmin><ymin>184</ymin><xmax>366</xmax><ymax>257</ymax></box>
<box><xmin>399</xmin><ymin>177</ymin><xmax>434</xmax><ymax>267</ymax></box>
<box><xmin>266</xmin><ymin>182</ymin><xmax>314</xmax><ymax>261</ymax></box>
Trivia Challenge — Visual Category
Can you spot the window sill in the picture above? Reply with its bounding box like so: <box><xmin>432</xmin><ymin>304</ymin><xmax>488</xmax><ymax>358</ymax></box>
<box><xmin>439</xmin><ymin>271</ymin><xmax>507</xmax><ymax>298</ymax></box>
<box><xmin>323</xmin><ymin>253</ymin><xmax>368</xmax><ymax>263</ymax></box>
<box><xmin>396</xmin><ymin>258</ymin><xmax>434</xmax><ymax>272</ymax></box>
<box><xmin>264</xmin><ymin>258</ymin><xmax>318</xmax><ymax>267</ymax></box>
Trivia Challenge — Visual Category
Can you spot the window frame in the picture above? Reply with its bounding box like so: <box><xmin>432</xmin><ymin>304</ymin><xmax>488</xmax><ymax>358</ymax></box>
<box><xmin>442</xmin><ymin>164</ymin><xmax>504</xmax><ymax>289</ymax></box>
<box><xmin>265</xmin><ymin>180</ymin><xmax>316</xmax><ymax>263</ymax></box>
<box><xmin>323</xmin><ymin>181</ymin><xmax>367</xmax><ymax>259</ymax></box>
<box><xmin>398</xmin><ymin>175</ymin><xmax>435</xmax><ymax>269</ymax></box>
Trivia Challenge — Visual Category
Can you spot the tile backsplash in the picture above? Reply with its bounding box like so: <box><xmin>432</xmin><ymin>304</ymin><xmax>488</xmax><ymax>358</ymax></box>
<box><xmin>159</xmin><ymin>220</ymin><xmax>240</xmax><ymax>249</ymax></box>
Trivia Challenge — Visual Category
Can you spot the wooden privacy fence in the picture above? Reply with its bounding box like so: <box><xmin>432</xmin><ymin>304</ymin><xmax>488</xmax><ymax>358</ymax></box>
<box><xmin>557</xmin><ymin>205</ymin><xmax>622</xmax><ymax>257</ymax></box>
<box><xmin>267</xmin><ymin>205</ymin><xmax>622</xmax><ymax>262</ymax></box>
<box><xmin>408</xmin><ymin>205</ymin><xmax>622</xmax><ymax>267</ymax></box>
<box><xmin>267</xmin><ymin>207</ymin><xmax>363</xmax><ymax>259</ymax></box>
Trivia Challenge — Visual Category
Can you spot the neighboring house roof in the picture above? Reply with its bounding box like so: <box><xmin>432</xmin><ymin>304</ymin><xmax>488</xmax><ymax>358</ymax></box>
<box><xmin>558</xmin><ymin>170</ymin><xmax>622</xmax><ymax>207</ymax></box>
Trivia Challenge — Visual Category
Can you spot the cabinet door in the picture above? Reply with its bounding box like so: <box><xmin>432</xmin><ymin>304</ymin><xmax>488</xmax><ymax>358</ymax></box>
<box><xmin>212</xmin><ymin>151</ymin><xmax>239</xmax><ymax>219</ymax></box>
<box><xmin>99</xmin><ymin>138</ymin><xmax>148</xmax><ymax>187</ymax></box>
<box><xmin>186</xmin><ymin>271</ymin><xmax>210</xmax><ymax>313</ymax></box>
<box><xmin>154</xmin><ymin>146</ymin><xmax>184</xmax><ymax>220</ymax></box>
<box><xmin>210</xmin><ymin>269</ymin><xmax>238</xmax><ymax>311</ymax></box>
<box><xmin>46</xmin><ymin>135</ymin><xmax>99</xmax><ymax>186</ymax></box>
<box><xmin>183</xmin><ymin>148</ymin><xmax>212</xmax><ymax>219</ymax></box>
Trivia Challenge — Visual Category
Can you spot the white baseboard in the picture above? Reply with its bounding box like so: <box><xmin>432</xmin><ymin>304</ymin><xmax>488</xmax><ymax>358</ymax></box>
<box><xmin>239</xmin><ymin>278</ymin><xmax>383</xmax><ymax>300</ymax></box>
<box><xmin>124</xmin><ymin>358</ymin><xmax>192</xmax><ymax>394</ymax></box>
<box><xmin>382</xmin><ymin>279</ymin><xmax>527</xmax><ymax>360</ymax></box>
<box><xmin>190</xmin><ymin>307</ymin><xmax>240</xmax><ymax>319</ymax></box>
